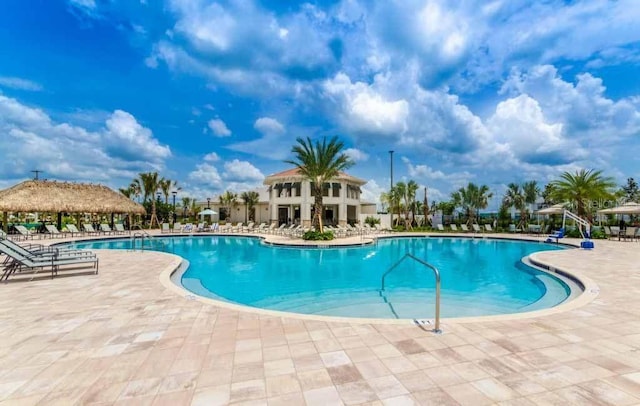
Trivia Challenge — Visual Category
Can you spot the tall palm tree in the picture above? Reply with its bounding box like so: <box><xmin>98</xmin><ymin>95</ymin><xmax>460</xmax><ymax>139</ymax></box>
<box><xmin>219</xmin><ymin>191</ymin><xmax>238</xmax><ymax>221</ymax></box>
<box><xmin>159</xmin><ymin>179</ymin><xmax>181</xmax><ymax>204</ymax></box>
<box><xmin>523</xmin><ymin>180</ymin><xmax>540</xmax><ymax>213</ymax></box>
<box><xmin>181</xmin><ymin>197</ymin><xmax>192</xmax><ymax>219</ymax></box>
<box><xmin>550</xmin><ymin>169</ymin><xmax>616</xmax><ymax>221</ymax></box>
<box><xmin>406</xmin><ymin>180</ymin><xmax>419</xmax><ymax>229</ymax></box>
<box><xmin>137</xmin><ymin>172</ymin><xmax>162</xmax><ymax>228</ymax></box>
<box><xmin>394</xmin><ymin>182</ymin><xmax>407</xmax><ymax>227</ymax></box>
<box><xmin>285</xmin><ymin>136</ymin><xmax>353</xmax><ymax>232</ymax></box>
<box><xmin>240</xmin><ymin>191</ymin><xmax>260</xmax><ymax>222</ymax></box>
<box><xmin>502</xmin><ymin>183</ymin><xmax>526</xmax><ymax>228</ymax></box>
<box><xmin>129</xmin><ymin>178</ymin><xmax>142</xmax><ymax>202</ymax></box>
<box><xmin>451</xmin><ymin>182</ymin><xmax>493</xmax><ymax>225</ymax></box>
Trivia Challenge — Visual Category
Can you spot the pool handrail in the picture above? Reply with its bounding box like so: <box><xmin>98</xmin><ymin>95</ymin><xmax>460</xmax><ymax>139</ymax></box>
<box><xmin>380</xmin><ymin>253</ymin><xmax>442</xmax><ymax>334</ymax></box>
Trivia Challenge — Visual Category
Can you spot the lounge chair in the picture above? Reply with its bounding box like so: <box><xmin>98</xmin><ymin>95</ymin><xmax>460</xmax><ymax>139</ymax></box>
<box><xmin>172</xmin><ymin>222</ymin><xmax>182</xmax><ymax>233</ymax></box>
<box><xmin>182</xmin><ymin>223</ymin><xmax>194</xmax><ymax>233</ymax></box>
<box><xmin>114</xmin><ymin>223</ymin><xmax>128</xmax><ymax>235</ymax></box>
<box><xmin>484</xmin><ymin>224</ymin><xmax>493</xmax><ymax>232</ymax></box>
<box><xmin>448</xmin><ymin>224</ymin><xmax>457</xmax><ymax>232</ymax></box>
<box><xmin>161</xmin><ymin>223</ymin><xmax>170</xmax><ymax>234</ymax></box>
<box><xmin>242</xmin><ymin>222</ymin><xmax>255</xmax><ymax>233</ymax></box>
<box><xmin>82</xmin><ymin>224</ymin><xmax>100</xmax><ymax>235</ymax></box>
<box><xmin>65</xmin><ymin>224</ymin><xmax>83</xmax><ymax>236</ymax></box>
<box><xmin>621</xmin><ymin>227</ymin><xmax>637</xmax><ymax>241</ymax></box>
<box><xmin>603</xmin><ymin>226</ymin><xmax>612</xmax><ymax>239</ymax></box>
<box><xmin>14</xmin><ymin>225</ymin><xmax>36</xmax><ymax>240</ymax></box>
<box><xmin>100</xmin><ymin>224</ymin><xmax>115</xmax><ymax>235</ymax></box>
<box><xmin>0</xmin><ymin>239</ymin><xmax>98</xmax><ymax>281</ymax></box>
<box><xmin>472</xmin><ymin>224</ymin><xmax>481</xmax><ymax>233</ymax></box>
<box><xmin>436</xmin><ymin>224</ymin><xmax>445</xmax><ymax>231</ymax></box>
<box><xmin>508</xmin><ymin>224</ymin><xmax>517</xmax><ymax>233</ymax></box>
<box><xmin>460</xmin><ymin>224</ymin><xmax>469</xmax><ymax>232</ymax></box>
<box><xmin>45</xmin><ymin>224</ymin><xmax>64</xmax><ymax>238</ymax></box>
<box><xmin>196</xmin><ymin>222</ymin><xmax>206</xmax><ymax>232</ymax></box>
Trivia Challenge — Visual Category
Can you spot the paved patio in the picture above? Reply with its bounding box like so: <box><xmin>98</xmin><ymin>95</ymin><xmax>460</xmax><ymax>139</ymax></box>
<box><xmin>1</xmin><ymin>232</ymin><xmax>640</xmax><ymax>405</ymax></box>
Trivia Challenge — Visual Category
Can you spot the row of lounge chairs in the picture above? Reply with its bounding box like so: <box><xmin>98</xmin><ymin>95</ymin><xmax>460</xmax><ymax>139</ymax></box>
<box><xmin>436</xmin><ymin>223</ymin><xmax>495</xmax><ymax>233</ymax></box>
<box><xmin>7</xmin><ymin>223</ymin><xmax>129</xmax><ymax>240</ymax></box>
<box><xmin>0</xmin><ymin>234</ymin><xmax>98</xmax><ymax>281</ymax></box>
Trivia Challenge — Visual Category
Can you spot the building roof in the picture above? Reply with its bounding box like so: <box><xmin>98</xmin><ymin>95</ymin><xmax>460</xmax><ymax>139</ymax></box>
<box><xmin>264</xmin><ymin>168</ymin><xmax>366</xmax><ymax>186</ymax></box>
<box><xmin>0</xmin><ymin>180</ymin><xmax>146</xmax><ymax>214</ymax></box>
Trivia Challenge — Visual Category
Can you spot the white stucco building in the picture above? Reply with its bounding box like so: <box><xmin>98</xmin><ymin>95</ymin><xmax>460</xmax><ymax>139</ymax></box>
<box><xmin>195</xmin><ymin>168</ymin><xmax>376</xmax><ymax>226</ymax></box>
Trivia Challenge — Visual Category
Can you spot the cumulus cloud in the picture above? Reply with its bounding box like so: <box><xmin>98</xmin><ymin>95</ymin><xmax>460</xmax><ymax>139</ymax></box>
<box><xmin>222</xmin><ymin>159</ymin><xmax>265</xmax><ymax>182</ymax></box>
<box><xmin>323</xmin><ymin>72</ymin><xmax>409</xmax><ymax>137</ymax></box>
<box><xmin>104</xmin><ymin>110</ymin><xmax>171</xmax><ymax>163</ymax></box>
<box><xmin>207</xmin><ymin>118</ymin><xmax>232</xmax><ymax>137</ymax></box>
<box><xmin>203</xmin><ymin>152</ymin><xmax>220</xmax><ymax>162</ymax></box>
<box><xmin>344</xmin><ymin>148</ymin><xmax>369</xmax><ymax>162</ymax></box>
<box><xmin>402</xmin><ymin>157</ymin><xmax>473</xmax><ymax>184</ymax></box>
<box><xmin>0</xmin><ymin>76</ymin><xmax>43</xmax><ymax>92</ymax></box>
<box><xmin>187</xmin><ymin>163</ymin><xmax>222</xmax><ymax>186</ymax></box>
<box><xmin>254</xmin><ymin>117</ymin><xmax>285</xmax><ymax>135</ymax></box>
<box><xmin>0</xmin><ymin>94</ymin><xmax>170</xmax><ymax>185</ymax></box>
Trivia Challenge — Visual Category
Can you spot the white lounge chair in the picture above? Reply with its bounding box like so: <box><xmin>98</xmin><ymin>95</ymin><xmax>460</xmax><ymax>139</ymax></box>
<box><xmin>472</xmin><ymin>224</ymin><xmax>481</xmax><ymax>233</ymax></box>
<box><xmin>100</xmin><ymin>224</ymin><xmax>115</xmax><ymax>235</ymax></box>
<box><xmin>449</xmin><ymin>224</ymin><xmax>458</xmax><ymax>232</ymax></box>
<box><xmin>172</xmin><ymin>222</ymin><xmax>182</xmax><ymax>233</ymax></box>
<box><xmin>66</xmin><ymin>224</ymin><xmax>83</xmax><ymax>236</ymax></box>
<box><xmin>484</xmin><ymin>224</ymin><xmax>493</xmax><ymax>232</ymax></box>
<box><xmin>45</xmin><ymin>224</ymin><xmax>63</xmax><ymax>238</ymax></box>
<box><xmin>437</xmin><ymin>224</ymin><xmax>445</xmax><ymax>231</ymax></box>
<box><xmin>82</xmin><ymin>224</ymin><xmax>100</xmax><ymax>235</ymax></box>
<box><xmin>460</xmin><ymin>224</ymin><xmax>469</xmax><ymax>232</ymax></box>
<box><xmin>114</xmin><ymin>223</ymin><xmax>128</xmax><ymax>235</ymax></box>
<box><xmin>14</xmin><ymin>225</ymin><xmax>36</xmax><ymax>240</ymax></box>
<box><xmin>161</xmin><ymin>223</ymin><xmax>170</xmax><ymax>234</ymax></box>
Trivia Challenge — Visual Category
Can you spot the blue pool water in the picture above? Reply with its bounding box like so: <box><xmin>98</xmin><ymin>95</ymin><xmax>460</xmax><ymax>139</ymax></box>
<box><xmin>68</xmin><ymin>236</ymin><xmax>570</xmax><ymax>319</ymax></box>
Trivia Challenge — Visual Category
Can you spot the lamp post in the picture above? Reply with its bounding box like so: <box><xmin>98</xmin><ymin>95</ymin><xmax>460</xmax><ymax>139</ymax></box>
<box><xmin>389</xmin><ymin>150</ymin><xmax>394</xmax><ymax>228</ymax></box>
<box><xmin>207</xmin><ymin>197</ymin><xmax>211</xmax><ymax>209</ymax></box>
<box><xmin>172</xmin><ymin>191</ymin><xmax>177</xmax><ymax>224</ymax></box>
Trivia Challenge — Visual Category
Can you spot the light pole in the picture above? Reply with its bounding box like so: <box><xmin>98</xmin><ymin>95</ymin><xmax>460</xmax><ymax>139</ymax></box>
<box><xmin>389</xmin><ymin>150</ymin><xmax>394</xmax><ymax>228</ymax></box>
<box><xmin>207</xmin><ymin>197</ymin><xmax>211</xmax><ymax>209</ymax></box>
<box><xmin>172</xmin><ymin>191</ymin><xmax>177</xmax><ymax>224</ymax></box>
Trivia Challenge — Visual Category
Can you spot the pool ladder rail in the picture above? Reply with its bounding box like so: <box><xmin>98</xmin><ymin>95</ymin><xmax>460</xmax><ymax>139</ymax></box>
<box><xmin>380</xmin><ymin>253</ymin><xmax>442</xmax><ymax>334</ymax></box>
<box><xmin>131</xmin><ymin>231</ymin><xmax>155</xmax><ymax>252</ymax></box>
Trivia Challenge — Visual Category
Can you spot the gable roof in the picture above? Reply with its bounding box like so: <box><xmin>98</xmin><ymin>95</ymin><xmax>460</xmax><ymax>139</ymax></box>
<box><xmin>264</xmin><ymin>168</ymin><xmax>366</xmax><ymax>186</ymax></box>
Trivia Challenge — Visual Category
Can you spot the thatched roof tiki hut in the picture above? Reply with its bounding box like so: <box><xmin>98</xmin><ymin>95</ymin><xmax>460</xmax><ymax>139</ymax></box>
<box><xmin>0</xmin><ymin>180</ymin><xmax>146</xmax><ymax>233</ymax></box>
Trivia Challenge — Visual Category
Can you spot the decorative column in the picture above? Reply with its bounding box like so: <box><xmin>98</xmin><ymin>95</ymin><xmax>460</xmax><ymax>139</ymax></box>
<box><xmin>338</xmin><ymin>181</ymin><xmax>347</xmax><ymax>226</ymax></box>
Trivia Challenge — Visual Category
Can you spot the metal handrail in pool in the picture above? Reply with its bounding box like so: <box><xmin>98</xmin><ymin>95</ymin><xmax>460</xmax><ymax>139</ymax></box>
<box><xmin>380</xmin><ymin>252</ymin><xmax>442</xmax><ymax>334</ymax></box>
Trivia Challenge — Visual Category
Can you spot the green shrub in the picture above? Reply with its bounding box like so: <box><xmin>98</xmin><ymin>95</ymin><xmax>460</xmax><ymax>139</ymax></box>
<box><xmin>590</xmin><ymin>230</ymin><xmax>606</xmax><ymax>239</ymax></box>
<box><xmin>364</xmin><ymin>216</ymin><xmax>381</xmax><ymax>227</ymax></box>
<box><xmin>302</xmin><ymin>230</ymin><xmax>335</xmax><ymax>241</ymax></box>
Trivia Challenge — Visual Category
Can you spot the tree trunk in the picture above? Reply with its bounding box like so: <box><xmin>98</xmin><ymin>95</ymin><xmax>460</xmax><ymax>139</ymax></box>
<box><xmin>314</xmin><ymin>185</ymin><xmax>324</xmax><ymax>233</ymax></box>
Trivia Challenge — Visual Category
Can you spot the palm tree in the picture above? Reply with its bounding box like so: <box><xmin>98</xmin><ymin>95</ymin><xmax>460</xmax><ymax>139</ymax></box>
<box><xmin>523</xmin><ymin>181</ymin><xmax>540</xmax><ymax>213</ymax></box>
<box><xmin>181</xmin><ymin>197</ymin><xmax>192</xmax><ymax>219</ymax></box>
<box><xmin>394</xmin><ymin>182</ymin><xmax>407</xmax><ymax>228</ymax></box>
<box><xmin>119</xmin><ymin>186</ymin><xmax>134</xmax><ymax>199</ymax></box>
<box><xmin>451</xmin><ymin>182</ymin><xmax>493</xmax><ymax>225</ymax></box>
<box><xmin>549</xmin><ymin>169</ymin><xmax>616</xmax><ymax>221</ymax></box>
<box><xmin>219</xmin><ymin>191</ymin><xmax>238</xmax><ymax>222</ymax></box>
<box><xmin>159</xmin><ymin>179</ymin><xmax>181</xmax><ymax>204</ymax></box>
<box><xmin>502</xmin><ymin>183</ymin><xmax>526</xmax><ymax>228</ymax></box>
<box><xmin>129</xmin><ymin>178</ymin><xmax>142</xmax><ymax>202</ymax></box>
<box><xmin>137</xmin><ymin>172</ymin><xmax>162</xmax><ymax>228</ymax></box>
<box><xmin>241</xmin><ymin>191</ymin><xmax>260</xmax><ymax>223</ymax></box>
<box><xmin>285</xmin><ymin>136</ymin><xmax>353</xmax><ymax>232</ymax></box>
<box><xmin>406</xmin><ymin>180</ymin><xmax>419</xmax><ymax>229</ymax></box>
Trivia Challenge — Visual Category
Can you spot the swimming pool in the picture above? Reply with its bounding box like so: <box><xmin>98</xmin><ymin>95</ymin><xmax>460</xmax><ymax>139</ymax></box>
<box><xmin>68</xmin><ymin>236</ymin><xmax>572</xmax><ymax>319</ymax></box>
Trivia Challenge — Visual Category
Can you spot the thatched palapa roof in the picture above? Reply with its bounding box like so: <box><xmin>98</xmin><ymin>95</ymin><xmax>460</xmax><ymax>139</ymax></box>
<box><xmin>0</xmin><ymin>180</ymin><xmax>146</xmax><ymax>214</ymax></box>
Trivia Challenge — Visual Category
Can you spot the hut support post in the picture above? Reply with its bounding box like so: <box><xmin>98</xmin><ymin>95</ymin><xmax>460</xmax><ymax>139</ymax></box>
<box><xmin>57</xmin><ymin>212</ymin><xmax>63</xmax><ymax>232</ymax></box>
<box><xmin>76</xmin><ymin>214</ymin><xmax>81</xmax><ymax>231</ymax></box>
<box><xmin>111</xmin><ymin>213</ymin><xmax>115</xmax><ymax>228</ymax></box>
<box><xmin>2</xmin><ymin>212</ymin><xmax>7</xmax><ymax>233</ymax></box>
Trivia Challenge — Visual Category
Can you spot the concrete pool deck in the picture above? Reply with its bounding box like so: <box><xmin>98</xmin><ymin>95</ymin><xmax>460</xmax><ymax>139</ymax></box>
<box><xmin>1</xmin><ymin>232</ymin><xmax>639</xmax><ymax>405</ymax></box>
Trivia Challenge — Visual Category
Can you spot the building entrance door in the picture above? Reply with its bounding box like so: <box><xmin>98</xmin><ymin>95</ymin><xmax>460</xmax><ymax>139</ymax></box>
<box><xmin>278</xmin><ymin>207</ymin><xmax>288</xmax><ymax>225</ymax></box>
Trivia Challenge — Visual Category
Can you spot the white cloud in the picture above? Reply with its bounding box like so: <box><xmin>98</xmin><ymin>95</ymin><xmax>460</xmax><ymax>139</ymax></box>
<box><xmin>402</xmin><ymin>157</ymin><xmax>473</xmax><ymax>185</ymax></box>
<box><xmin>361</xmin><ymin>179</ymin><xmax>385</xmax><ymax>206</ymax></box>
<box><xmin>104</xmin><ymin>110</ymin><xmax>171</xmax><ymax>163</ymax></box>
<box><xmin>223</xmin><ymin>159</ymin><xmax>265</xmax><ymax>182</ymax></box>
<box><xmin>188</xmin><ymin>163</ymin><xmax>222</xmax><ymax>186</ymax></box>
<box><xmin>344</xmin><ymin>148</ymin><xmax>369</xmax><ymax>162</ymax></box>
<box><xmin>323</xmin><ymin>72</ymin><xmax>409</xmax><ymax>136</ymax></box>
<box><xmin>254</xmin><ymin>117</ymin><xmax>285</xmax><ymax>135</ymax></box>
<box><xmin>0</xmin><ymin>94</ymin><xmax>170</xmax><ymax>184</ymax></box>
<box><xmin>0</xmin><ymin>76</ymin><xmax>43</xmax><ymax>92</ymax></box>
<box><xmin>203</xmin><ymin>152</ymin><xmax>220</xmax><ymax>162</ymax></box>
<box><xmin>208</xmin><ymin>118</ymin><xmax>232</xmax><ymax>137</ymax></box>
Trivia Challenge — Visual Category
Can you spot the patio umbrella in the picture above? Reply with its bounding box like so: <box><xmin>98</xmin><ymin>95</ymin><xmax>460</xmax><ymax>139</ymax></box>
<box><xmin>198</xmin><ymin>209</ymin><xmax>218</xmax><ymax>216</ymax></box>
<box><xmin>536</xmin><ymin>203</ymin><xmax>566</xmax><ymax>215</ymax></box>
<box><xmin>597</xmin><ymin>202</ymin><xmax>640</xmax><ymax>215</ymax></box>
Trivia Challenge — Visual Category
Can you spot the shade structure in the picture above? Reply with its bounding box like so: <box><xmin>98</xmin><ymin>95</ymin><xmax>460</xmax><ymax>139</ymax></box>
<box><xmin>198</xmin><ymin>209</ymin><xmax>218</xmax><ymax>216</ymax></box>
<box><xmin>536</xmin><ymin>203</ymin><xmax>567</xmax><ymax>215</ymax></box>
<box><xmin>597</xmin><ymin>202</ymin><xmax>640</xmax><ymax>215</ymax></box>
<box><xmin>0</xmin><ymin>180</ymin><xmax>145</xmax><ymax>214</ymax></box>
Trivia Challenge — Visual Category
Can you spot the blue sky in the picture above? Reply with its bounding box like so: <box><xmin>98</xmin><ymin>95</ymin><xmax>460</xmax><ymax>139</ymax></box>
<box><xmin>1</xmin><ymin>0</ymin><xmax>639</xmax><ymax>208</ymax></box>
